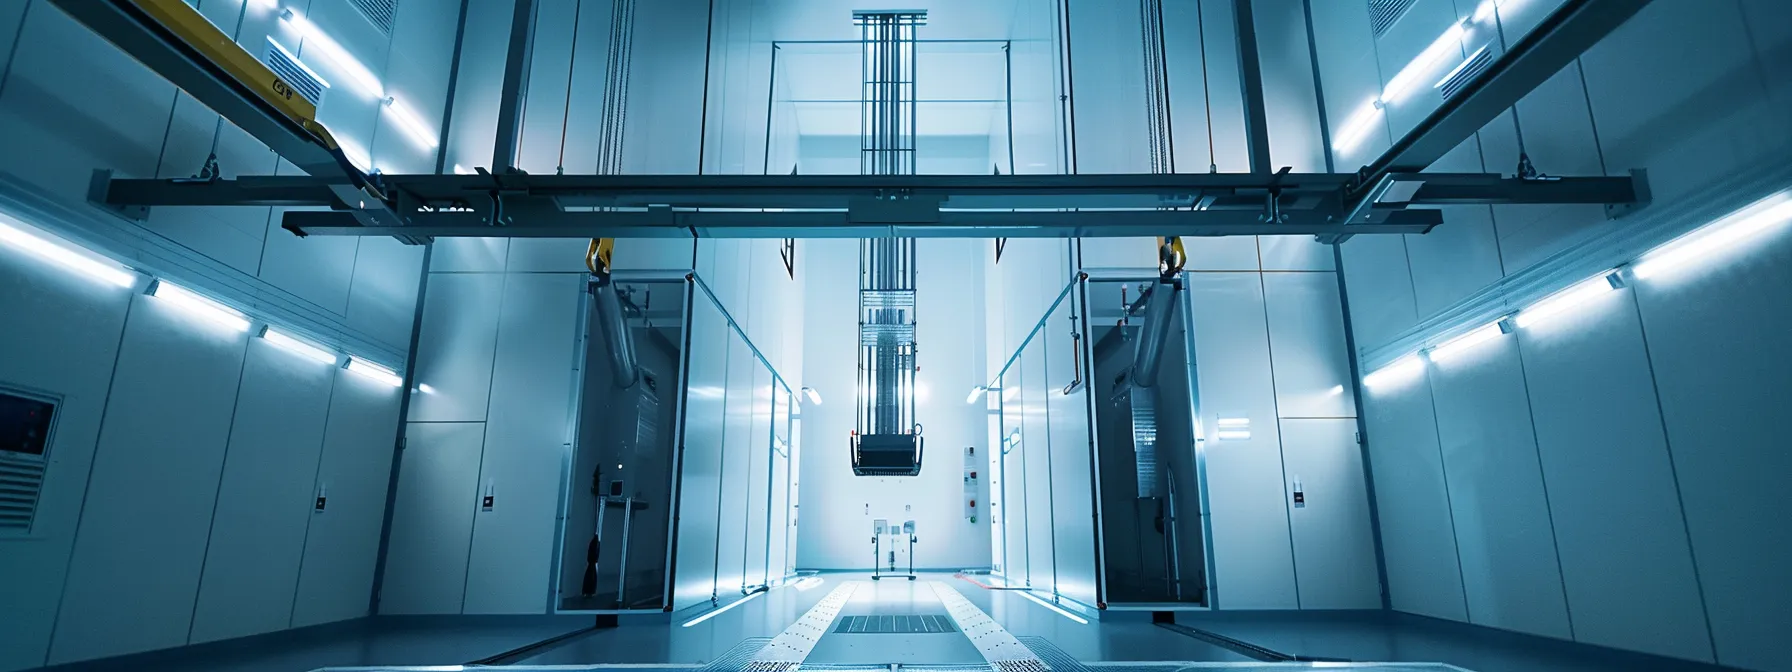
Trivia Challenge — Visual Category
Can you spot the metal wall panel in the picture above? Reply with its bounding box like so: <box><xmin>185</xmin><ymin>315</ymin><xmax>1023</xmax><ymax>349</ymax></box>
<box><xmin>344</xmin><ymin>237</ymin><xmax>426</xmax><ymax>347</ymax></box>
<box><xmin>1253</xmin><ymin>0</ymin><xmax>1325</xmax><ymax>173</ymax></box>
<box><xmin>1428</xmin><ymin>341</ymin><xmax>1570</xmax><ymax>638</ymax></box>
<box><xmin>1517</xmin><ymin>288</ymin><xmax>1712</xmax><ymax>661</ymax></box>
<box><xmin>463</xmin><ymin>273</ymin><xmax>583</xmax><ymax>614</ymax></box>
<box><xmin>379</xmin><ymin>422</ymin><xmax>483</xmax><ymax>615</ymax></box>
<box><xmin>1338</xmin><ymin>234</ymin><xmax>1419</xmax><ymax>353</ymax></box>
<box><xmin>408</xmin><ymin>273</ymin><xmax>503</xmax><ymax>422</ymax></box>
<box><xmin>190</xmin><ymin>341</ymin><xmax>335</xmax><ymax>643</ymax></box>
<box><xmin>507</xmin><ymin>238</ymin><xmax>595</xmax><ymax>273</ymax></box>
<box><xmin>50</xmin><ymin>294</ymin><xmax>248</xmax><ymax>663</ymax></box>
<box><xmin>1634</xmin><ymin>227</ymin><xmax>1792</xmax><ymax>670</ymax></box>
<box><xmin>1281</xmin><ymin>418</ymin><xmax>1380</xmax><ymax>609</ymax></box>
<box><xmin>1361</xmin><ymin>377</ymin><xmax>1467</xmax><ymax>622</ymax></box>
<box><xmin>741</xmin><ymin>364</ymin><xmax>772</xmax><ymax>589</ymax></box>
<box><xmin>1306</xmin><ymin>0</ymin><xmax>1387</xmax><ymax>168</ymax></box>
<box><xmin>1066</xmin><ymin>0</ymin><xmax>1150</xmax><ymax>174</ymax></box>
<box><xmin>0</xmin><ymin>252</ymin><xmax>132</xmax><ymax>672</ymax></box>
<box><xmin>1186</xmin><ymin>272</ymin><xmax>1297</xmax><ymax>609</ymax></box>
<box><xmin>432</xmin><ymin>238</ymin><xmax>512</xmax><ymax>274</ymax></box>
<box><xmin>1258</xmin><ymin>237</ymin><xmax>1335</xmax><ymax>272</ymax></box>
<box><xmin>292</xmin><ymin>370</ymin><xmax>403</xmax><ymax>627</ymax></box>
<box><xmin>1262</xmin><ymin>273</ymin><xmax>1355</xmax><ymax>419</ymax></box>
<box><xmin>714</xmin><ymin>329</ymin><xmax>754</xmax><ymax>593</ymax></box>
<box><xmin>623</xmin><ymin>0</ymin><xmax>709</xmax><ymax>175</ymax></box>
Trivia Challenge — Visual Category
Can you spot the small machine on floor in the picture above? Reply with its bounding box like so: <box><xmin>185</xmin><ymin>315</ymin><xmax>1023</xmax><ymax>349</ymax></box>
<box><xmin>871</xmin><ymin>518</ymin><xmax>917</xmax><ymax>580</ymax></box>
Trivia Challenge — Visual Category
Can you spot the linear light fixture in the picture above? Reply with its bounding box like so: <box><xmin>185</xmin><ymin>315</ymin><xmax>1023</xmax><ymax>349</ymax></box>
<box><xmin>1513</xmin><ymin>273</ymin><xmax>1620</xmax><ymax>329</ymax></box>
<box><xmin>148</xmin><ymin>280</ymin><xmax>252</xmax><ymax>332</ymax></box>
<box><xmin>801</xmin><ymin>386</ymin><xmax>822</xmax><ymax>405</ymax></box>
<box><xmin>1331</xmin><ymin>97</ymin><xmax>1386</xmax><ymax>153</ymax></box>
<box><xmin>0</xmin><ymin>216</ymin><xmax>137</xmax><ymax>287</ymax></box>
<box><xmin>261</xmin><ymin>326</ymin><xmax>338</xmax><ymax>364</ymax></box>
<box><xmin>1018</xmin><ymin>591</ymin><xmax>1088</xmax><ymax>624</ymax></box>
<box><xmin>1633</xmin><ymin>195</ymin><xmax>1792</xmax><ymax>280</ymax></box>
<box><xmin>681</xmin><ymin>590</ymin><xmax>765</xmax><ymax>627</ymax></box>
<box><xmin>415</xmin><ymin>383</ymin><xmax>437</xmax><ymax>394</ymax></box>
<box><xmin>336</xmin><ymin>136</ymin><xmax>373</xmax><ymax>173</ymax></box>
<box><xmin>345</xmin><ymin>357</ymin><xmax>403</xmax><ymax>387</ymax></box>
<box><xmin>279</xmin><ymin>9</ymin><xmax>382</xmax><ymax>98</ymax></box>
<box><xmin>1215</xmin><ymin>417</ymin><xmax>1251</xmax><ymax>441</ymax></box>
<box><xmin>1382</xmin><ymin>22</ymin><xmax>1470</xmax><ymax>104</ymax></box>
<box><xmin>453</xmin><ymin>164</ymin><xmax>475</xmax><ymax>175</ymax></box>
<box><xmin>966</xmin><ymin>386</ymin><xmax>989</xmax><ymax>404</ymax></box>
<box><xmin>1426</xmin><ymin>322</ymin><xmax>1505</xmax><ymax>364</ymax></box>
<box><xmin>1362</xmin><ymin>355</ymin><xmax>1425</xmax><ymax>390</ymax></box>
<box><xmin>382</xmin><ymin>96</ymin><xmax>439</xmax><ymax>149</ymax></box>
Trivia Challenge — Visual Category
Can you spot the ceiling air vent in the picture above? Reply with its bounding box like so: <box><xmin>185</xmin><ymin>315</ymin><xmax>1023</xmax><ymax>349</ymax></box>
<box><xmin>1437</xmin><ymin>45</ymin><xmax>1494</xmax><ymax>99</ymax></box>
<box><xmin>0</xmin><ymin>390</ymin><xmax>56</xmax><ymax>535</ymax></box>
<box><xmin>1369</xmin><ymin>0</ymin><xmax>1419</xmax><ymax>38</ymax></box>
<box><xmin>263</xmin><ymin>38</ymin><xmax>330</xmax><ymax>107</ymax></box>
<box><xmin>349</xmin><ymin>0</ymin><xmax>399</xmax><ymax>36</ymax></box>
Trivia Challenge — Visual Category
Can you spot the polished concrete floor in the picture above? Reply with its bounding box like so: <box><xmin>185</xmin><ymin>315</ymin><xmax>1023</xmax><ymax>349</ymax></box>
<box><xmin>31</xmin><ymin>572</ymin><xmax>1739</xmax><ymax>672</ymax></box>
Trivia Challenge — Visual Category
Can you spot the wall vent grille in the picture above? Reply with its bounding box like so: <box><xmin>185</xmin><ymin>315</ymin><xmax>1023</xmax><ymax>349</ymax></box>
<box><xmin>1438</xmin><ymin>46</ymin><xmax>1494</xmax><ymax>99</ymax></box>
<box><xmin>349</xmin><ymin>0</ymin><xmax>399</xmax><ymax>36</ymax></box>
<box><xmin>263</xmin><ymin>38</ymin><xmax>329</xmax><ymax>106</ymax></box>
<box><xmin>1369</xmin><ymin>0</ymin><xmax>1419</xmax><ymax>37</ymax></box>
<box><xmin>0</xmin><ymin>458</ymin><xmax>46</xmax><ymax>532</ymax></box>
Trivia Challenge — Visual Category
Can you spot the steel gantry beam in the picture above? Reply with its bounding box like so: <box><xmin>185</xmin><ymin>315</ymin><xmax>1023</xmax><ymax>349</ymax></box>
<box><xmin>1325</xmin><ymin>0</ymin><xmax>1655</xmax><ymax>242</ymax></box>
<box><xmin>88</xmin><ymin>171</ymin><xmax>1646</xmax><ymax>240</ymax></box>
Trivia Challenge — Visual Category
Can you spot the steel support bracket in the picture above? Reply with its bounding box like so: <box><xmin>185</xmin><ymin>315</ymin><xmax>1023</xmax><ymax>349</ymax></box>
<box><xmin>87</xmin><ymin>169</ymin><xmax>149</xmax><ymax>221</ymax></box>
<box><xmin>1603</xmin><ymin>169</ymin><xmax>1652</xmax><ymax>219</ymax></box>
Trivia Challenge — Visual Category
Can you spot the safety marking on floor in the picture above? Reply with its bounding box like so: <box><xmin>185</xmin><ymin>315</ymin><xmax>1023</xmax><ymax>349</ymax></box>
<box><xmin>750</xmin><ymin>581</ymin><xmax>861</xmax><ymax>667</ymax></box>
<box><xmin>928</xmin><ymin>581</ymin><xmax>1050</xmax><ymax>672</ymax></box>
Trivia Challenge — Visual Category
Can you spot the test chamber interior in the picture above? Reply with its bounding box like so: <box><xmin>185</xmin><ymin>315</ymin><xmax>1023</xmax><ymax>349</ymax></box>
<box><xmin>558</xmin><ymin>278</ymin><xmax>687</xmax><ymax>612</ymax></box>
<box><xmin>1086</xmin><ymin>279</ymin><xmax>1207</xmax><ymax>605</ymax></box>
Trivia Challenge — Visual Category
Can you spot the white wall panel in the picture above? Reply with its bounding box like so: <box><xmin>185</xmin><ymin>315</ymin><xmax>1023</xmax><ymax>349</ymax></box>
<box><xmin>0</xmin><ymin>250</ymin><xmax>132</xmax><ymax>672</ymax></box>
<box><xmin>1282</xmin><ymin>418</ymin><xmax>1379</xmax><ymax>609</ymax></box>
<box><xmin>463</xmin><ymin>273</ymin><xmax>582</xmax><ymax>614</ymax></box>
<box><xmin>1066</xmin><ymin>0</ymin><xmax>1149</xmax><ymax>174</ymax></box>
<box><xmin>1428</xmin><ymin>342</ymin><xmax>1569</xmax><ymax>639</ymax></box>
<box><xmin>1362</xmin><ymin>378</ymin><xmax>1466</xmax><ymax>622</ymax></box>
<box><xmin>1404</xmin><ymin>210</ymin><xmax>1506</xmax><ymax>317</ymax></box>
<box><xmin>432</xmin><ymin>238</ymin><xmax>511</xmax><ymax>273</ymax></box>
<box><xmin>1518</xmin><ymin>289</ymin><xmax>1712</xmax><ymax>661</ymax></box>
<box><xmin>1338</xmin><ymin>235</ymin><xmax>1418</xmax><ymax>352</ymax></box>
<box><xmin>740</xmin><ymin>364</ymin><xmax>772</xmax><ymax>589</ymax></box>
<box><xmin>1184</xmin><ymin>237</ymin><xmax>1260</xmax><ymax>272</ymax></box>
<box><xmin>1307</xmin><ymin>0</ymin><xmax>1384</xmax><ymax>170</ymax></box>
<box><xmin>624</xmin><ymin>0</ymin><xmax>708</xmax><ymax>174</ymax></box>
<box><xmin>1020</xmin><ymin>339</ymin><xmax>1055</xmax><ymax>591</ymax></box>
<box><xmin>190</xmin><ymin>342</ymin><xmax>335</xmax><ymax>644</ymax></box>
<box><xmin>1258</xmin><ymin>237</ymin><xmax>1333</xmax><ymax>272</ymax></box>
<box><xmin>1046</xmin><ymin>302</ymin><xmax>1096</xmax><ymax>606</ymax></box>
<box><xmin>1632</xmin><ymin>232</ymin><xmax>1792</xmax><ymax>669</ymax></box>
<box><xmin>408</xmin><ymin>273</ymin><xmax>503</xmax><ymax>422</ymax></box>
<box><xmin>714</xmin><ymin>321</ymin><xmax>754</xmax><ymax>593</ymax></box>
<box><xmin>292</xmin><ymin>371</ymin><xmax>402</xmax><ymax>628</ymax></box>
<box><xmin>50</xmin><ymin>294</ymin><xmax>248</xmax><ymax>664</ymax></box>
<box><xmin>259</xmin><ymin>222</ymin><xmax>357</xmax><ymax>316</ymax></box>
<box><xmin>1253</xmin><ymin>0</ymin><xmax>1324</xmax><ymax>173</ymax></box>
<box><xmin>1262</xmin><ymin>273</ymin><xmax>1354</xmax><ymax>419</ymax></box>
<box><xmin>380</xmin><ymin>422</ymin><xmax>483</xmax><ymax>615</ymax></box>
<box><xmin>345</xmin><ymin>237</ymin><xmax>426</xmax><ymax>347</ymax></box>
<box><xmin>1187</xmin><ymin>272</ymin><xmax>1297</xmax><ymax>609</ymax></box>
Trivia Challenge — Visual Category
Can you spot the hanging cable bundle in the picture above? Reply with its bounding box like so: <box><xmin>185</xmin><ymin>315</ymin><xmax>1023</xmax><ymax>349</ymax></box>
<box><xmin>1138</xmin><ymin>0</ymin><xmax>1175</xmax><ymax>174</ymax></box>
<box><xmin>595</xmin><ymin>0</ymin><xmax>637</xmax><ymax>175</ymax></box>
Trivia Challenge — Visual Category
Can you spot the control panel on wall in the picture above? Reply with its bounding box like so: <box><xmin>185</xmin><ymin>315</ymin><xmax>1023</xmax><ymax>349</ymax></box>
<box><xmin>0</xmin><ymin>388</ymin><xmax>57</xmax><ymax>534</ymax></box>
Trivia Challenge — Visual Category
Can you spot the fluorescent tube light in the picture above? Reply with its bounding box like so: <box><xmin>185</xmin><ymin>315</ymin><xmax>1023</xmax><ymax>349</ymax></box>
<box><xmin>1018</xmin><ymin>591</ymin><xmax>1088</xmax><ymax>624</ymax></box>
<box><xmin>1331</xmin><ymin>98</ymin><xmax>1384</xmax><ymax>153</ymax></box>
<box><xmin>346</xmin><ymin>358</ymin><xmax>403</xmax><ymax>387</ymax></box>
<box><xmin>279</xmin><ymin>9</ymin><xmax>382</xmax><ymax>98</ymax></box>
<box><xmin>383</xmin><ymin>96</ymin><xmax>439</xmax><ymax>149</ymax></box>
<box><xmin>416</xmin><ymin>383</ymin><xmax>437</xmax><ymax>394</ymax></box>
<box><xmin>148</xmin><ymin>281</ymin><xmax>251</xmax><ymax>332</ymax></box>
<box><xmin>1382</xmin><ymin>22</ymin><xmax>1469</xmax><ymax>104</ymax></box>
<box><xmin>801</xmin><ymin>386</ymin><xmax>822</xmax><ymax>405</ymax></box>
<box><xmin>1426</xmin><ymin>322</ymin><xmax>1504</xmax><ymax>363</ymax></box>
<box><xmin>1513</xmin><ymin>274</ymin><xmax>1618</xmax><ymax>329</ymax></box>
<box><xmin>1362</xmin><ymin>355</ymin><xmax>1425</xmax><ymax>390</ymax></box>
<box><xmin>453</xmin><ymin>164</ymin><xmax>475</xmax><ymax>175</ymax></box>
<box><xmin>966</xmin><ymin>386</ymin><xmax>988</xmax><ymax>404</ymax></box>
<box><xmin>0</xmin><ymin>216</ymin><xmax>137</xmax><ymax>287</ymax></box>
<box><xmin>681</xmin><ymin>591</ymin><xmax>765</xmax><ymax>627</ymax></box>
<box><xmin>1633</xmin><ymin>196</ymin><xmax>1792</xmax><ymax>279</ymax></box>
<box><xmin>261</xmin><ymin>326</ymin><xmax>338</xmax><ymax>364</ymax></box>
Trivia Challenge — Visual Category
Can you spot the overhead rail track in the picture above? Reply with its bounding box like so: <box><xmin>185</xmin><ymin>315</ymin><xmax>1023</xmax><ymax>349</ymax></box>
<box><xmin>66</xmin><ymin>0</ymin><xmax>1648</xmax><ymax>243</ymax></box>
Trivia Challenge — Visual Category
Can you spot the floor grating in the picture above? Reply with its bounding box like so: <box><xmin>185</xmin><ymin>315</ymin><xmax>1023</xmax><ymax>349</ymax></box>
<box><xmin>833</xmin><ymin>614</ymin><xmax>958</xmax><ymax>634</ymax></box>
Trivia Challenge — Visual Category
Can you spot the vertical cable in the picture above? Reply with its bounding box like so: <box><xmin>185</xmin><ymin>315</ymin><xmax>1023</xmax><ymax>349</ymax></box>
<box><xmin>556</xmin><ymin>0</ymin><xmax>584</xmax><ymax>173</ymax></box>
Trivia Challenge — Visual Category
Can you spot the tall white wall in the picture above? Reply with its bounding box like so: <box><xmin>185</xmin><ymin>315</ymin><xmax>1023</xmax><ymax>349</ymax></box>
<box><xmin>0</xmin><ymin>1</ymin><xmax>439</xmax><ymax>668</ymax></box>
<box><xmin>1327</xmin><ymin>1</ymin><xmax>1792</xmax><ymax>669</ymax></box>
<box><xmin>794</xmin><ymin>238</ymin><xmax>990</xmax><ymax>571</ymax></box>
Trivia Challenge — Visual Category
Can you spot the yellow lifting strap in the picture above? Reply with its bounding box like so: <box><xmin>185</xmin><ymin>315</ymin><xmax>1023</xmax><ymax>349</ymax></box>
<box><xmin>586</xmin><ymin>238</ymin><xmax>615</xmax><ymax>275</ymax></box>
<box><xmin>1155</xmin><ymin>236</ymin><xmax>1187</xmax><ymax>275</ymax></box>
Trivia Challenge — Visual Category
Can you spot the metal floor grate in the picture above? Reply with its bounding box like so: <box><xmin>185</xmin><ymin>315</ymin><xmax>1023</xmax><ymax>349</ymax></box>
<box><xmin>833</xmin><ymin>614</ymin><xmax>958</xmax><ymax>634</ymax></box>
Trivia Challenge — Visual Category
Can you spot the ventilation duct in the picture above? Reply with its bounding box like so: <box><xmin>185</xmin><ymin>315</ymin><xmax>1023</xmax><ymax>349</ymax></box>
<box><xmin>591</xmin><ymin>276</ymin><xmax>640</xmax><ymax>389</ymax></box>
<box><xmin>1129</xmin><ymin>279</ymin><xmax>1181</xmax><ymax>388</ymax></box>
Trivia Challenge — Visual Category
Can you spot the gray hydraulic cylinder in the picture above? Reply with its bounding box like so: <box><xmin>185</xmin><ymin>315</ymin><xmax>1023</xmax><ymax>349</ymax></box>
<box><xmin>593</xmin><ymin>276</ymin><xmax>640</xmax><ymax>388</ymax></box>
<box><xmin>1130</xmin><ymin>280</ymin><xmax>1180</xmax><ymax>388</ymax></box>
